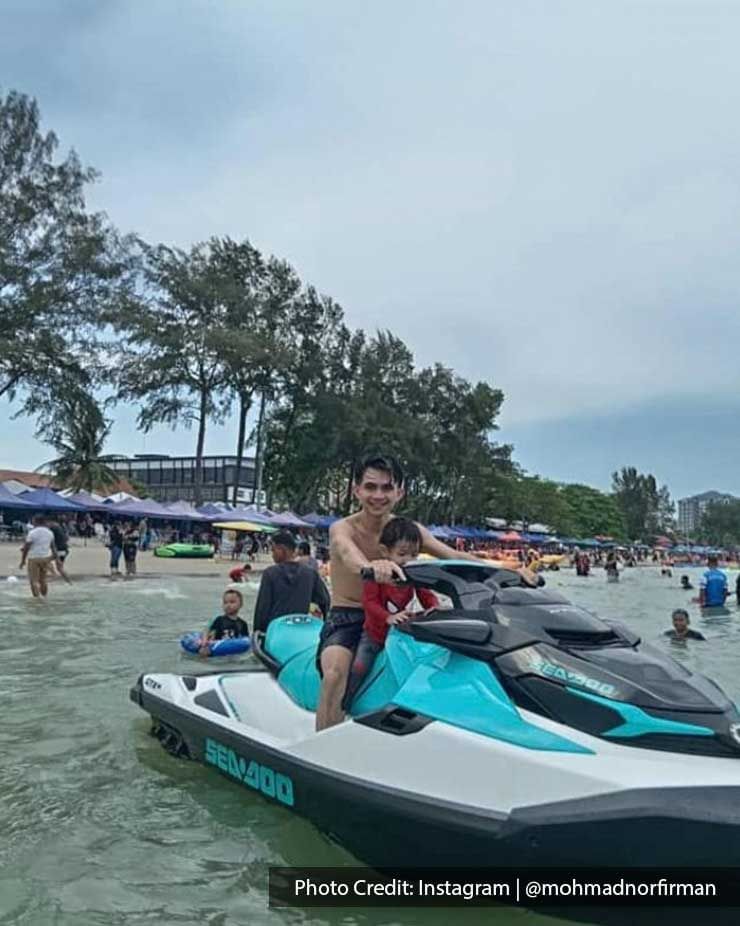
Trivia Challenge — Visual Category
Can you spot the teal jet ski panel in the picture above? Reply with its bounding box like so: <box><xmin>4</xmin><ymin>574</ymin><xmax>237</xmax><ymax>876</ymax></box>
<box><xmin>392</xmin><ymin>646</ymin><xmax>592</xmax><ymax>753</ymax></box>
<box><xmin>265</xmin><ymin>615</ymin><xmax>592</xmax><ymax>752</ymax></box>
<box><xmin>267</xmin><ymin>615</ymin><xmax>322</xmax><ymax>711</ymax></box>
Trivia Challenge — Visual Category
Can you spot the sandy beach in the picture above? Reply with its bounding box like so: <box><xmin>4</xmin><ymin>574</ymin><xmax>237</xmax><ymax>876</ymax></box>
<box><xmin>0</xmin><ymin>536</ymin><xmax>270</xmax><ymax>584</ymax></box>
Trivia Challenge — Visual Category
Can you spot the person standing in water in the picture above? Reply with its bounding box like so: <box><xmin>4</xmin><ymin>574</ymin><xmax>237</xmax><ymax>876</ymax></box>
<box><xmin>122</xmin><ymin>523</ymin><xmax>139</xmax><ymax>577</ymax></box>
<box><xmin>315</xmin><ymin>452</ymin><xmax>538</xmax><ymax>731</ymax></box>
<box><xmin>19</xmin><ymin>514</ymin><xmax>60</xmax><ymax>599</ymax></box>
<box><xmin>605</xmin><ymin>551</ymin><xmax>619</xmax><ymax>582</ymax></box>
<box><xmin>699</xmin><ymin>555</ymin><xmax>727</xmax><ymax>608</ymax></box>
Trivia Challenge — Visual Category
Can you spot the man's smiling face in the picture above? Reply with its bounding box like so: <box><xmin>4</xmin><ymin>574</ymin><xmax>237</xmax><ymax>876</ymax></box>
<box><xmin>353</xmin><ymin>467</ymin><xmax>404</xmax><ymax>516</ymax></box>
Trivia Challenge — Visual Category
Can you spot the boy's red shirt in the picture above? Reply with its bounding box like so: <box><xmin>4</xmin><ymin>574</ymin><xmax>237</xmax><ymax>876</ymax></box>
<box><xmin>361</xmin><ymin>581</ymin><xmax>439</xmax><ymax>645</ymax></box>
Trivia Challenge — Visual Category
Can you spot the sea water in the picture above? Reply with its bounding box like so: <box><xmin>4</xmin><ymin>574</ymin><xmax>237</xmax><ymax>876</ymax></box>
<box><xmin>0</xmin><ymin>568</ymin><xmax>738</xmax><ymax>925</ymax></box>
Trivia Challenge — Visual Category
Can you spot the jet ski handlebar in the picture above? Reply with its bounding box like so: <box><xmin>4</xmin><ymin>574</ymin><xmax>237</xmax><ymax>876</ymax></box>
<box><xmin>360</xmin><ymin>566</ymin><xmax>409</xmax><ymax>585</ymax></box>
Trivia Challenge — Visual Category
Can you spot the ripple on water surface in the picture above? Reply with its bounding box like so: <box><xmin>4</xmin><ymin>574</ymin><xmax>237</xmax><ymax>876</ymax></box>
<box><xmin>1</xmin><ymin>571</ymin><xmax>739</xmax><ymax>925</ymax></box>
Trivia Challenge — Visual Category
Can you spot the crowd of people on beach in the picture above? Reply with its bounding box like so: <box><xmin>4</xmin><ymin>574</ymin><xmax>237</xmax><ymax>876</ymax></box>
<box><xmin>5</xmin><ymin>458</ymin><xmax>740</xmax><ymax>689</ymax></box>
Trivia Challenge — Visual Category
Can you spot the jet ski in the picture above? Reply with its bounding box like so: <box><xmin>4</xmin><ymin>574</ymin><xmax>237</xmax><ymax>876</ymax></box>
<box><xmin>130</xmin><ymin>560</ymin><xmax>740</xmax><ymax>867</ymax></box>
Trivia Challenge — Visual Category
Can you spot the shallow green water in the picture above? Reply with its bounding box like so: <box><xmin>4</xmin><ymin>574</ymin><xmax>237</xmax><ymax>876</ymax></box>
<box><xmin>1</xmin><ymin>566</ymin><xmax>739</xmax><ymax>926</ymax></box>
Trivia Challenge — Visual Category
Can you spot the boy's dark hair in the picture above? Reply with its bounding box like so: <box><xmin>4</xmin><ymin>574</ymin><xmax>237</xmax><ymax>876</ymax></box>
<box><xmin>672</xmin><ymin>608</ymin><xmax>689</xmax><ymax>621</ymax></box>
<box><xmin>297</xmin><ymin>541</ymin><xmax>311</xmax><ymax>555</ymax></box>
<box><xmin>353</xmin><ymin>452</ymin><xmax>404</xmax><ymax>488</ymax></box>
<box><xmin>272</xmin><ymin>530</ymin><xmax>297</xmax><ymax>550</ymax></box>
<box><xmin>380</xmin><ymin>517</ymin><xmax>421</xmax><ymax>550</ymax></box>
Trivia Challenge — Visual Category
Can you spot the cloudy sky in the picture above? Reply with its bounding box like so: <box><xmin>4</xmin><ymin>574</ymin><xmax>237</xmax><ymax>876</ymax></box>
<box><xmin>4</xmin><ymin>0</ymin><xmax>740</xmax><ymax>499</ymax></box>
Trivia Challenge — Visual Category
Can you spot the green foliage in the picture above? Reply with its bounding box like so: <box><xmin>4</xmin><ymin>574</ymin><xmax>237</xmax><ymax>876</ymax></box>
<box><xmin>699</xmin><ymin>501</ymin><xmax>740</xmax><ymax>547</ymax></box>
<box><xmin>486</xmin><ymin>477</ymin><xmax>626</xmax><ymax>539</ymax></box>
<box><xmin>558</xmin><ymin>483</ymin><xmax>626</xmax><ymax>539</ymax></box>
<box><xmin>37</xmin><ymin>393</ymin><xmax>118</xmax><ymax>492</ymax></box>
<box><xmin>611</xmin><ymin>466</ymin><xmax>674</xmax><ymax>541</ymax></box>
<box><xmin>263</xmin><ymin>330</ymin><xmax>514</xmax><ymax>518</ymax></box>
<box><xmin>0</xmin><ymin>90</ymin><xmax>132</xmax><ymax>422</ymax></box>
<box><xmin>110</xmin><ymin>241</ymin><xmax>233</xmax><ymax>504</ymax></box>
<box><xmin>1</xmin><ymin>90</ymin><xmax>681</xmax><ymax>528</ymax></box>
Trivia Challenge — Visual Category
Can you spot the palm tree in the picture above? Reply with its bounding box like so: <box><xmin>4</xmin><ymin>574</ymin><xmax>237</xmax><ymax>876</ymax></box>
<box><xmin>38</xmin><ymin>393</ymin><xmax>119</xmax><ymax>493</ymax></box>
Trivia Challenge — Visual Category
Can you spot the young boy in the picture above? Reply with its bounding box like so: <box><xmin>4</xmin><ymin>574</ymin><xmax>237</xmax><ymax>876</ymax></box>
<box><xmin>344</xmin><ymin>518</ymin><xmax>438</xmax><ymax>706</ymax></box>
<box><xmin>198</xmin><ymin>588</ymin><xmax>250</xmax><ymax>656</ymax></box>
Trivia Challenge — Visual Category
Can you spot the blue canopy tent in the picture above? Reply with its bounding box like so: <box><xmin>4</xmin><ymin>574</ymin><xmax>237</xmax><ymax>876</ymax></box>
<box><xmin>301</xmin><ymin>513</ymin><xmax>339</xmax><ymax>530</ymax></box>
<box><xmin>66</xmin><ymin>491</ymin><xmax>112</xmax><ymax>513</ymax></box>
<box><xmin>110</xmin><ymin>498</ymin><xmax>173</xmax><ymax>520</ymax></box>
<box><xmin>18</xmin><ymin>487</ymin><xmax>86</xmax><ymax>511</ymax></box>
<box><xmin>163</xmin><ymin>501</ymin><xmax>208</xmax><ymax>521</ymax></box>
<box><xmin>270</xmin><ymin>510</ymin><xmax>312</xmax><ymax>529</ymax></box>
<box><xmin>227</xmin><ymin>506</ymin><xmax>279</xmax><ymax>526</ymax></box>
<box><xmin>196</xmin><ymin>503</ymin><xmax>229</xmax><ymax>517</ymax></box>
<box><xmin>0</xmin><ymin>484</ymin><xmax>35</xmax><ymax>509</ymax></box>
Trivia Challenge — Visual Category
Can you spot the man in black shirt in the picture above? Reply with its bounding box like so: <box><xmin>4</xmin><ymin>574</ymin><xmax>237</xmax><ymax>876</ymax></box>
<box><xmin>664</xmin><ymin>608</ymin><xmax>705</xmax><ymax>642</ymax></box>
<box><xmin>253</xmin><ymin>530</ymin><xmax>330</xmax><ymax>634</ymax></box>
<box><xmin>48</xmin><ymin>519</ymin><xmax>69</xmax><ymax>573</ymax></box>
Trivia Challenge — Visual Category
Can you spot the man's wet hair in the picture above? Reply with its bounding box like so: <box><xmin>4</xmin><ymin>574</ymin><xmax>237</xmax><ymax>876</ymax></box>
<box><xmin>672</xmin><ymin>608</ymin><xmax>690</xmax><ymax>621</ymax></box>
<box><xmin>708</xmin><ymin>554</ymin><xmax>719</xmax><ymax>566</ymax></box>
<box><xmin>353</xmin><ymin>452</ymin><xmax>404</xmax><ymax>488</ymax></box>
<box><xmin>380</xmin><ymin>517</ymin><xmax>421</xmax><ymax>550</ymax></box>
<box><xmin>272</xmin><ymin>530</ymin><xmax>297</xmax><ymax>550</ymax></box>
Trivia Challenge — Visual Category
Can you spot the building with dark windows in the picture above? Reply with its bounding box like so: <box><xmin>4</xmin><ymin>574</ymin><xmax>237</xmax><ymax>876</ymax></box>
<box><xmin>106</xmin><ymin>454</ymin><xmax>257</xmax><ymax>503</ymax></box>
<box><xmin>677</xmin><ymin>490</ymin><xmax>737</xmax><ymax>535</ymax></box>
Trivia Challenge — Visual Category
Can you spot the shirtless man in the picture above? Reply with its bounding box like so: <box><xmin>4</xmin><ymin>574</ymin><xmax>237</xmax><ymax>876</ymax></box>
<box><xmin>315</xmin><ymin>453</ymin><xmax>536</xmax><ymax>731</ymax></box>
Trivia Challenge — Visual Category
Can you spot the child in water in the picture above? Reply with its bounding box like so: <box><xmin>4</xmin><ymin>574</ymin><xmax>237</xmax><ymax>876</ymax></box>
<box><xmin>198</xmin><ymin>588</ymin><xmax>249</xmax><ymax>656</ymax></box>
<box><xmin>344</xmin><ymin>518</ymin><xmax>438</xmax><ymax>706</ymax></box>
<box><xmin>228</xmin><ymin>563</ymin><xmax>252</xmax><ymax>583</ymax></box>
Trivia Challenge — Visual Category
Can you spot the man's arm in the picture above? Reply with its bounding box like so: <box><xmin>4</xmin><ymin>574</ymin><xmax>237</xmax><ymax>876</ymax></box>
<box><xmin>313</xmin><ymin>571</ymin><xmax>331</xmax><ymax>617</ymax></box>
<box><xmin>252</xmin><ymin>569</ymin><xmax>274</xmax><ymax>634</ymax></box>
<box><xmin>19</xmin><ymin>539</ymin><xmax>31</xmax><ymax>567</ymax></box>
<box><xmin>417</xmin><ymin>524</ymin><xmax>539</xmax><ymax>587</ymax></box>
<box><xmin>329</xmin><ymin>520</ymin><xmax>404</xmax><ymax>584</ymax></box>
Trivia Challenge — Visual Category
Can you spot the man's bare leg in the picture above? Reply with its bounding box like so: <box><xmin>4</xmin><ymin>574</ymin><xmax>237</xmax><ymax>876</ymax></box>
<box><xmin>38</xmin><ymin>562</ymin><xmax>49</xmax><ymax>598</ymax></box>
<box><xmin>316</xmin><ymin>645</ymin><xmax>354</xmax><ymax>731</ymax></box>
<box><xmin>27</xmin><ymin>560</ymin><xmax>40</xmax><ymax>598</ymax></box>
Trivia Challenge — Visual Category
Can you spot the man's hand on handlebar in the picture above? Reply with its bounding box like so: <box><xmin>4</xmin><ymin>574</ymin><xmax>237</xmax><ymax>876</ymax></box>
<box><xmin>360</xmin><ymin>560</ymin><xmax>406</xmax><ymax>584</ymax></box>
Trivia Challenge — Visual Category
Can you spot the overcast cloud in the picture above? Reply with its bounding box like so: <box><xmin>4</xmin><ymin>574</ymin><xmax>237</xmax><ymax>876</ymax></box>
<box><xmin>3</xmin><ymin>0</ymin><xmax>740</xmax><ymax>498</ymax></box>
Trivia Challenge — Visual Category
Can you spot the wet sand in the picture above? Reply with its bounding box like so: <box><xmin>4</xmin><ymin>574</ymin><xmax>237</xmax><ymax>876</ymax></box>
<box><xmin>0</xmin><ymin>537</ymin><xmax>269</xmax><ymax>584</ymax></box>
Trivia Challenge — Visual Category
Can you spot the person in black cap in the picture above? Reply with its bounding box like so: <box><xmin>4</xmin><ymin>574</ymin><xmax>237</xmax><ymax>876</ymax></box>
<box><xmin>252</xmin><ymin>530</ymin><xmax>330</xmax><ymax>633</ymax></box>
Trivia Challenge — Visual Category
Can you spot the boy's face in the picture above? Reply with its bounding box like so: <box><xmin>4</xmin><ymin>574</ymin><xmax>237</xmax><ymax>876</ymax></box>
<box><xmin>383</xmin><ymin>540</ymin><xmax>419</xmax><ymax>567</ymax></box>
<box><xmin>353</xmin><ymin>467</ymin><xmax>404</xmax><ymax>516</ymax></box>
<box><xmin>223</xmin><ymin>592</ymin><xmax>242</xmax><ymax>616</ymax></box>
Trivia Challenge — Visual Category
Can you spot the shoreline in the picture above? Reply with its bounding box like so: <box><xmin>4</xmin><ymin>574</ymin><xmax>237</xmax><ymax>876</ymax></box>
<box><xmin>0</xmin><ymin>538</ymin><xmax>270</xmax><ymax>584</ymax></box>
